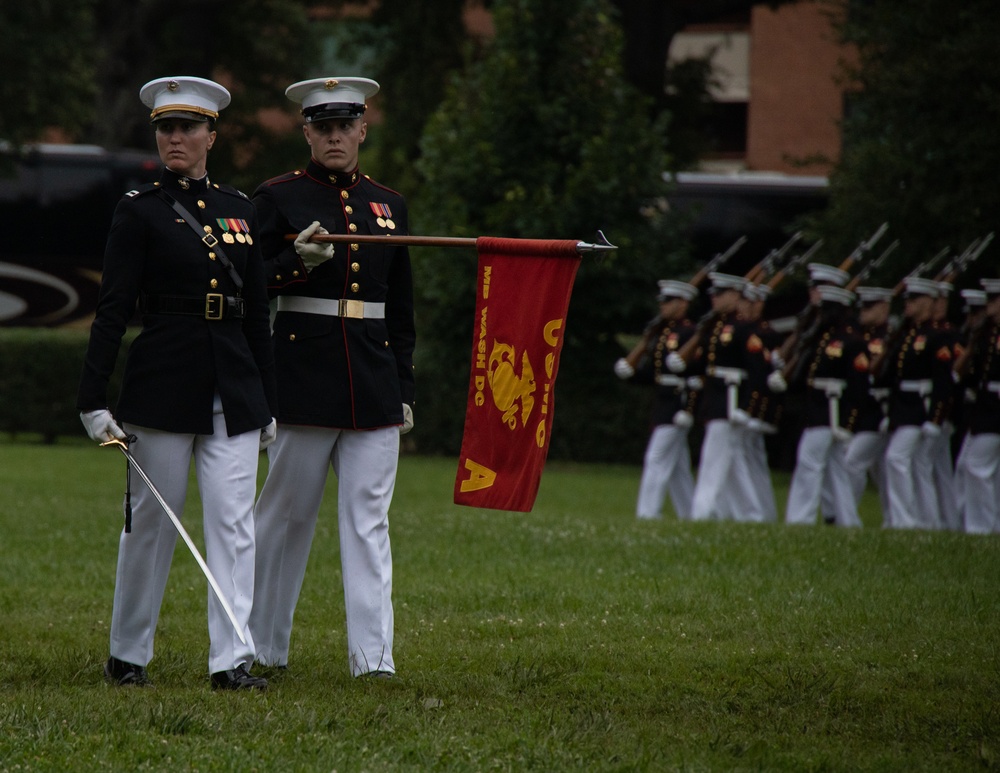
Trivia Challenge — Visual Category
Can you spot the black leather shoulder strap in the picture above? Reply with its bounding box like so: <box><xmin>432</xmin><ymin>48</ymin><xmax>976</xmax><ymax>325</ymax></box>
<box><xmin>157</xmin><ymin>190</ymin><xmax>243</xmax><ymax>293</ymax></box>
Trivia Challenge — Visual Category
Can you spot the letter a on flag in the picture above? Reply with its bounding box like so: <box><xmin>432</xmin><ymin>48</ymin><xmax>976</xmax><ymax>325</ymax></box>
<box><xmin>454</xmin><ymin>237</ymin><xmax>581</xmax><ymax>511</ymax></box>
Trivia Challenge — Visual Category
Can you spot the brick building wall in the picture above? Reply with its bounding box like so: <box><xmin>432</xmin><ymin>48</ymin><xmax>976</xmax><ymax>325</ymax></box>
<box><xmin>746</xmin><ymin>1</ymin><xmax>850</xmax><ymax>175</ymax></box>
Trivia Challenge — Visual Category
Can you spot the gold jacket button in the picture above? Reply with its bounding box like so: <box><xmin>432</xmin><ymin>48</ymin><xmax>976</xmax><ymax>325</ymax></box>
<box><xmin>208</xmin><ymin>252</ymin><xmax>217</xmax><ymax>260</ymax></box>
<box><xmin>351</xmin><ymin>262</ymin><xmax>360</xmax><ymax>272</ymax></box>
<box><xmin>345</xmin><ymin>205</ymin><xmax>353</xmax><ymax>214</ymax></box>
<box><xmin>197</xmin><ymin>200</ymin><xmax>206</xmax><ymax>209</ymax></box>
<box><xmin>293</xmin><ymin>270</ymin><xmax>300</xmax><ymax>277</ymax></box>
<box><xmin>289</xmin><ymin>334</ymin><xmax>296</xmax><ymax>341</ymax></box>
<box><xmin>348</xmin><ymin>223</ymin><xmax>357</xmax><ymax>232</ymax></box>
<box><xmin>351</xmin><ymin>243</ymin><xmax>359</xmax><ymax>251</ymax></box>
<box><xmin>275</xmin><ymin>274</ymin><xmax>282</xmax><ymax>281</ymax></box>
<box><xmin>351</xmin><ymin>282</ymin><xmax>360</xmax><ymax>293</ymax></box>
<box><xmin>341</xmin><ymin>190</ymin><xmax>349</xmax><ymax>200</ymax></box>
<box><xmin>210</xmin><ymin>279</ymin><xmax>219</xmax><ymax>289</ymax></box>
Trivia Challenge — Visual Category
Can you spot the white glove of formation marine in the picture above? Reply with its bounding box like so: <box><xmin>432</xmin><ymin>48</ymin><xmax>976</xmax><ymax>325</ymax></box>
<box><xmin>613</xmin><ymin>357</ymin><xmax>635</xmax><ymax>380</ymax></box>
<box><xmin>294</xmin><ymin>220</ymin><xmax>335</xmax><ymax>270</ymax></box>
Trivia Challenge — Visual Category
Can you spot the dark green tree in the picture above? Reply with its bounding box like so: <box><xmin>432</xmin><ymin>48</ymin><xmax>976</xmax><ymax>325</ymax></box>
<box><xmin>0</xmin><ymin>2</ymin><xmax>98</xmax><ymax>146</ymax></box>
<box><xmin>364</xmin><ymin>0</ymin><xmax>471</xmax><ymax>194</ymax></box>
<box><xmin>811</xmin><ymin>0</ymin><xmax>1000</xmax><ymax>285</ymax></box>
<box><xmin>1</xmin><ymin>0</ymin><xmax>317</xmax><ymax>190</ymax></box>
<box><xmin>411</xmin><ymin>0</ymin><xmax>693</xmax><ymax>462</ymax></box>
<box><xmin>84</xmin><ymin>0</ymin><xmax>320</xmax><ymax>191</ymax></box>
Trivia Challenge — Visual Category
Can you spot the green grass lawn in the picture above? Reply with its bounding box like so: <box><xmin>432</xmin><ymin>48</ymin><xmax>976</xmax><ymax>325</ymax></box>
<box><xmin>1</xmin><ymin>440</ymin><xmax>998</xmax><ymax>771</ymax></box>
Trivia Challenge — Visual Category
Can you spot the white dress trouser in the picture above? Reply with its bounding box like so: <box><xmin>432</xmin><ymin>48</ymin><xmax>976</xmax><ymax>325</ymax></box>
<box><xmin>959</xmin><ymin>432</ymin><xmax>1000</xmax><ymax>535</ymax></box>
<box><xmin>636</xmin><ymin>424</ymin><xmax>694</xmax><ymax>520</ymax></box>
<box><xmin>885</xmin><ymin>426</ymin><xmax>939</xmax><ymax>529</ymax></box>
<box><xmin>251</xmin><ymin>424</ymin><xmax>398</xmax><ymax>676</ymax></box>
<box><xmin>930</xmin><ymin>422</ymin><xmax>960</xmax><ymax>530</ymax></box>
<box><xmin>785</xmin><ymin>427</ymin><xmax>859</xmax><ymax>527</ymax></box>
<box><xmin>727</xmin><ymin>426</ymin><xmax>777</xmax><ymax>523</ymax></box>
<box><xmin>844</xmin><ymin>430</ymin><xmax>889</xmax><ymax>525</ymax></box>
<box><xmin>954</xmin><ymin>432</ymin><xmax>970</xmax><ymax>524</ymax></box>
<box><xmin>113</xmin><ymin>407</ymin><xmax>259</xmax><ymax>674</ymax></box>
<box><xmin>692</xmin><ymin>419</ymin><xmax>738</xmax><ymax>521</ymax></box>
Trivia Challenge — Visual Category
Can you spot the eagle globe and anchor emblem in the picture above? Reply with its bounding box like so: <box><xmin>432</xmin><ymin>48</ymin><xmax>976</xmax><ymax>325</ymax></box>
<box><xmin>486</xmin><ymin>341</ymin><xmax>536</xmax><ymax>429</ymax></box>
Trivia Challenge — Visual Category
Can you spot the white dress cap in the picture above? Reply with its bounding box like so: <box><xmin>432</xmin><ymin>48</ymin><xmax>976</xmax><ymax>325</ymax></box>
<box><xmin>742</xmin><ymin>283</ymin><xmax>771</xmax><ymax>302</ymax></box>
<box><xmin>816</xmin><ymin>284</ymin><xmax>856</xmax><ymax>306</ymax></box>
<box><xmin>807</xmin><ymin>263</ymin><xmax>849</xmax><ymax>287</ymax></box>
<box><xmin>708</xmin><ymin>272</ymin><xmax>747</xmax><ymax>293</ymax></box>
<box><xmin>980</xmin><ymin>278</ymin><xmax>1000</xmax><ymax>296</ymax></box>
<box><xmin>960</xmin><ymin>289</ymin><xmax>987</xmax><ymax>307</ymax></box>
<box><xmin>856</xmin><ymin>286</ymin><xmax>894</xmax><ymax>304</ymax></box>
<box><xmin>140</xmin><ymin>76</ymin><xmax>231</xmax><ymax>122</ymax></box>
<box><xmin>285</xmin><ymin>77</ymin><xmax>380</xmax><ymax>122</ymax></box>
<box><xmin>656</xmin><ymin>279</ymin><xmax>698</xmax><ymax>301</ymax></box>
<box><xmin>903</xmin><ymin>277</ymin><xmax>941</xmax><ymax>299</ymax></box>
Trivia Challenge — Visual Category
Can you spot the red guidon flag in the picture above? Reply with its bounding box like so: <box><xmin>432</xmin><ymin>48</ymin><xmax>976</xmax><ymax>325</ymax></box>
<box><xmin>454</xmin><ymin>237</ymin><xmax>581</xmax><ymax>511</ymax></box>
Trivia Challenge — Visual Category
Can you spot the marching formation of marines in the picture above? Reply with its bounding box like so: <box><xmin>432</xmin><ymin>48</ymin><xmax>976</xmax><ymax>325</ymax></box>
<box><xmin>617</xmin><ymin>228</ymin><xmax>1000</xmax><ymax>534</ymax></box>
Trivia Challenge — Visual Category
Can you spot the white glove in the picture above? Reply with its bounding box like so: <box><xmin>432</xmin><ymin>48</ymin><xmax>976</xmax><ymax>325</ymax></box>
<box><xmin>832</xmin><ymin>427</ymin><xmax>853</xmax><ymax>443</ymax></box>
<box><xmin>920</xmin><ymin>421</ymin><xmax>941</xmax><ymax>439</ymax></box>
<box><xmin>666</xmin><ymin>352</ymin><xmax>686</xmax><ymax>374</ymax></box>
<box><xmin>729</xmin><ymin>408</ymin><xmax>750</xmax><ymax>426</ymax></box>
<box><xmin>686</xmin><ymin>376</ymin><xmax>703</xmax><ymax>391</ymax></box>
<box><xmin>80</xmin><ymin>409</ymin><xmax>127</xmax><ymax>444</ymax></box>
<box><xmin>746</xmin><ymin>417</ymin><xmax>765</xmax><ymax>433</ymax></box>
<box><xmin>672</xmin><ymin>410</ymin><xmax>694</xmax><ymax>429</ymax></box>
<box><xmin>259</xmin><ymin>418</ymin><xmax>277</xmax><ymax>451</ymax></box>
<box><xmin>770</xmin><ymin>351</ymin><xmax>785</xmax><ymax>370</ymax></box>
<box><xmin>878</xmin><ymin>416</ymin><xmax>890</xmax><ymax>434</ymax></box>
<box><xmin>294</xmin><ymin>220</ymin><xmax>334</xmax><ymax>269</ymax></box>
<box><xmin>767</xmin><ymin>371</ymin><xmax>787</xmax><ymax>393</ymax></box>
<box><xmin>613</xmin><ymin>357</ymin><xmax>634</xmax><ymax>380</ymax></box>
<box><xmin>400</xmin><ymin>403</ymin><xmax>414</xmax><ymax>435</ymax></box>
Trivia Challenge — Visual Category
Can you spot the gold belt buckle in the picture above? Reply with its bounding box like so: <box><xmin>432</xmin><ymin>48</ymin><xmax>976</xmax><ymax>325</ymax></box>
<box><xmin>339</xmin><ymin>299</ymin><xmax>365</xmax><ymax>319</ymax></box>
<box><xmin>205</xmin><ymin>293</ymin><xmax>224</xmax><ymax>320</ymax></box>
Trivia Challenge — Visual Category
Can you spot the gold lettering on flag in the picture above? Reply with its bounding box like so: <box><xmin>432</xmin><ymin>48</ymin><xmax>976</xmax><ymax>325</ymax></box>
<box><xmin>459</xmin><ymin>459</ymin><xmax>497</xmax><ymax>492</ymax></box>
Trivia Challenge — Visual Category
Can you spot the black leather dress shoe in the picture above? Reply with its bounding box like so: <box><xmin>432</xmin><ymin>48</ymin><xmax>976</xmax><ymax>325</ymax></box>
<box><xmin>104</xmin><ymin>656</ymin><xmax>151</xmax><ymax>687</ymax></box>
<box><xmin>210</xmin><ymin>664</ymin><xmax>268</xmax><ymax>692</ymax></box>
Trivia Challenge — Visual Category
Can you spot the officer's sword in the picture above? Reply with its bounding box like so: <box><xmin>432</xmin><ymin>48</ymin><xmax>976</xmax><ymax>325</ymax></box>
<box><xmin>100</xmin><ymin>437</ymin><xmax>248</xmax><ymax>645</ymax></box>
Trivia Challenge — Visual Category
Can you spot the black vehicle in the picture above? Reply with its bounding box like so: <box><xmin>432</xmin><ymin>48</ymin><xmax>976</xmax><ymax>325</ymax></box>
<box><xmin>666</xmin><ymin>171</ymin><xmax>829</xmax><ymax>267</ymax></box>
<box><xmin>0</xmin><ymin>143</ymin><xmax>160</xmax><ymax>326</ymax></box>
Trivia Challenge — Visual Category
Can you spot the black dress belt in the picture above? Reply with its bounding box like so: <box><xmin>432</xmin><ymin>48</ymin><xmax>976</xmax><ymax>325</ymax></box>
<box><xmin>142</xmin><ymin>293</ymin><xmax>246</xmax><ymax>320</ymax></box>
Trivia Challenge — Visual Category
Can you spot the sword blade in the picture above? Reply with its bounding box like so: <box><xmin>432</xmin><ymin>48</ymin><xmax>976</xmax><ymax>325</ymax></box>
<box><xmin>102</xmin><ymin>439</ymin><xmax>247</xmax><ymax>645</ymax></box>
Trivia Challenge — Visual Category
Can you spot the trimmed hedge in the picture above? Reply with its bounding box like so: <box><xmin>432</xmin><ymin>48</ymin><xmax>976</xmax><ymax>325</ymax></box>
<box><xmin>0</xmin><ymin>328</ymin><xmax>132</xmax><ymax>443</ymax></box>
